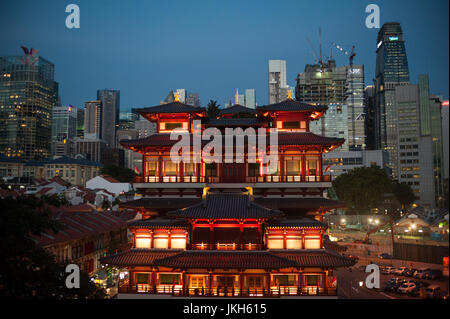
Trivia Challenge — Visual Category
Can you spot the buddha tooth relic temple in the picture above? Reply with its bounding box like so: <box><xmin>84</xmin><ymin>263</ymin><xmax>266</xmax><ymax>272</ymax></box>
<box><xmin>101</xmin><ymin>93</ymin><xmax>355</xmax><ymax>298</ymax></box>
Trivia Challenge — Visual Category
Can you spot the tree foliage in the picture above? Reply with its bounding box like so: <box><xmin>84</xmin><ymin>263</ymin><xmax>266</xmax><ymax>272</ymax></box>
<box><xmin>100</xmin><ymin>164</ymin><xmax>135</xmax><ymax>183</ymax></box>
<box><xmin>207</xmin><ymin>100</ymin><xmax>221</xmax><ymax>118</ymax></box>
<box><xmin>0</xmin><ymin>196</ymin><xmax>106</xmax><ymax>298</ymax></box>
<box><xmin>392</xmin><ymin>181</ymin><xmax>416</xmax><ymax>210</ymax></box>
<box><xmin>332</xmin><ymin>166</ymin><xmax>393</xmax><ymax>214</ymax></box>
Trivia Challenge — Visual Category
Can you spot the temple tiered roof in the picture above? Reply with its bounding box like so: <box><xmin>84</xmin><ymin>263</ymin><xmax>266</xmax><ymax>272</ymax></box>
<box><xmin>168</xmin><ymin>193</ymin><xmax>283</xmax><ymax>219</ymax></box>
<box><xmin>101</xmin><ymin>249</ymin><xmax>356</xmax><ymax>268</ymax></box>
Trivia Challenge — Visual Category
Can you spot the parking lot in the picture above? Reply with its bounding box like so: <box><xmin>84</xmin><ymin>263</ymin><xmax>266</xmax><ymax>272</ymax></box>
<box><xmin>336</xmin><ymin>264</ymin><xmax>449</xmax><ymax>299</ymax></box>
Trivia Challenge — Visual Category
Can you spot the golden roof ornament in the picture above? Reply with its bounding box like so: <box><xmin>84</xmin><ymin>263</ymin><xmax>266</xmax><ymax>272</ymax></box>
<box><xmin>235</xmin><ymin>88</ymin><xmax>239</xmax><ymax>104</ymax></box>
<box><xmin>174</xmin><ymin>92</ymin><xmax>180</xmax><ymax>102</ymax></box>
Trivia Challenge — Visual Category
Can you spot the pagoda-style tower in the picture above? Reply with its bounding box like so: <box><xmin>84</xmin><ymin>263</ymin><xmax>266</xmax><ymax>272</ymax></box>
<box><xmin>101</xmin><ymin>94</ymin><xmax>353</xmax><ymax>298</ymax></box>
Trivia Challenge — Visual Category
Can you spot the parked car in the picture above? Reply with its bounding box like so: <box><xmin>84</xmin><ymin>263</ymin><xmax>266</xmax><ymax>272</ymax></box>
<box><xmin>384</xmin><ymin>266</ymin><xmax>395</xmax><ymax>274</ymax></box>
<box><xmin>414</xmin><ymin>268</ymin><xmax>430</xmax><ymax>279</ymax></box>
<box><xmin>383</xmin><ymin>278</ymin><xmax>404</xmax><ymax>292</ymax></box>
<box><xmin>425</xmin><ymin>285</ymin><xmax>441</xmax><ymax>299</ymax></box>
<box><xmin>378</xmin><ymin>253</ymin><xmax>393</xmax><ymax>259</ymax></box>
<box><xmin>408</xmin><ymin>281</ymin><xmax>430</xmax><ymax>297</ymax></box>
<box><xmin>424</xmin><ymin>269</ymin><xmax>443</xmax><ymax>280</ymax></box>
<box><xmin>404</xmin><ymin>268</ymin><xmax>417</xmax><ymax>277</ymax></box>
<box><xmin>394</xmin><ymin>267</ymin><xmax>408</xmax><ymax>275</ymax></box>
<box><xmin>397</xmin><ymin>282</ymin><xmax>416</xmax><ymax>294</ymax></box>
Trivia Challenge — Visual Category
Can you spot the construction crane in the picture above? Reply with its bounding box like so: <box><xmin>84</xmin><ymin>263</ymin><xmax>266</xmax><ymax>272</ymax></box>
<box><xmin>331</xmin><ymin>42</ymin><xmax>356</xmax><ymax>66</ymax></box>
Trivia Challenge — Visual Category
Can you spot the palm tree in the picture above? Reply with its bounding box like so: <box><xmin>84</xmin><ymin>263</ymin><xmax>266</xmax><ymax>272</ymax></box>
<box><xmin>207</xmin><ymin>100</ymin><xmax>221</xmax><ymax>118</ymax></box>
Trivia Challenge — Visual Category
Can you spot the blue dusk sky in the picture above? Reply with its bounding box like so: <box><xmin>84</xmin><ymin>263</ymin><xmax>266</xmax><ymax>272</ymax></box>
<box><xmin>0</xmin><ymin>0</ymin><xmax>448</xmax><ymax>110</ymax></box>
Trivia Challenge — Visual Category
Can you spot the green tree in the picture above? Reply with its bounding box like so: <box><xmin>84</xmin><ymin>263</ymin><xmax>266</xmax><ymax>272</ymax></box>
<box><xmin>0</xmin><ymin>196</ymin><xmax>106</xmax><ymax>298</ymax></box>
<box><xmin>100</xmin><ymin>164</ymin><xmax>135</xmax><ymax>183</ymax></box>
<box><xmin>392</xmin><ymin>181</ymin><xmax>416</xmax><ymax>212</ymax></box>
<box><xmin>332</xmin><ymin>166</ymin><xmax>393</xmax><ymax>214</ymax></box>
<box><xmin>207</xmin><ymin>100</ymin><xmax>221</xmax><ymax>118</ymax></box>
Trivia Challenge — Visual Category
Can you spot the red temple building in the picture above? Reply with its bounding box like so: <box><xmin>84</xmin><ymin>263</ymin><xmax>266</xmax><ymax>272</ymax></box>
<box><xmin>101</xmin><ymin>93</ymin><xmax>355</xmax><ymax>298</ymax></box>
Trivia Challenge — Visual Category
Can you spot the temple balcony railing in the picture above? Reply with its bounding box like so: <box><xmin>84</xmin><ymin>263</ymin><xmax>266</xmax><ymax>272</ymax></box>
<box><xmin>134</xmin><ymin>175</ymin><xmax>331</xmax><ymax>184</ymax></box>
<box><xmin>118</xmin><ymin>284</ymin><xmax>337</xmax><ymax>297</ymax></box>
<box><xmin>191</xmin><ymin>243</ymin><xmax>263</xmax><ymax>251</ymax></box>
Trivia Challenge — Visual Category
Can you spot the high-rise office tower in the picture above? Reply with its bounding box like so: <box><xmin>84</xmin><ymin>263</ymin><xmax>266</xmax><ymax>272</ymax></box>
<box><xmin>364</xmin><ymin>85</ymin><xmax>377</xmax><ymax>150</ymax></box>
<box><xmin>76</xmin><ymin>107</ymin><xmax>85</xmax><ymax>138</ymax></box>
<box><xmin>51</xmin><ymin>106</ymin><xmax>78</xmax><ymax>155</ymax></box>
<box><xmin>245</xmin><ymin>89</ymin><xmax>256</xmax><ymax>109</ymax></box>
<box><xmin>186</xmin><ymin>92</ymin><xmax>201</xmax><ymax>107</ymax></box>
<box><xmin>84</xmin><ymin>100</ymin><xmax>102</xmax><ymax>138</ymax></box>
<box><xmin>395</xmin><ymin>75</ymin><xmax>444</xmax><ymax>208</ymax></box>
<box><xmin>374</xmin><ymin>22</ymin><xmax>410</xmax><ymax>178</ymax></box>
<box><xmin>268</xmin><ymin>60</ymin><xmax>288</xmax><ymax>104</ymax></box>
<box><xmin>442</xmin><ymin>100</ymin><xmax>449</xmax><ymax>180</ymax></box>
<box><xmin>296</xmin><ymin>60</ymin><xmax>365</xmax><ymax>151</ymax></box>
<box><xmin>0</xmin><ymin>49</ymin><xmax>59</xmax><ymax>160</ymax></box>
<box><xmin>310</xmin><ymin>103</ymin><xmax>348</xmax><ymax>151</ymax></box>
<box><xmin>97</xmin><ymin>89</ymin><xmax>120</xmax><ymax>148</ymax></box>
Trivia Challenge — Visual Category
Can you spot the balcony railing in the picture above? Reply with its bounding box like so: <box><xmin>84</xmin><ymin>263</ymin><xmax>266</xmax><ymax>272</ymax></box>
<box><xmin>118</xmin><ymin>284</ymin><xmax>337</xmax><ymax>297</ymax></box>
<box><xmin>192</xmin><ymin>243</ymin><xmax>263</xmax><ymax>250</ymax></box>
<box><xmin>134</xmin><ymin>175</ymin><xmax>331</xmax><ymax>183</ymax></box>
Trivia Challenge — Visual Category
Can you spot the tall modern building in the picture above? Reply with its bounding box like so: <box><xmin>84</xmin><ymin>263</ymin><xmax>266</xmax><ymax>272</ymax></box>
<box><xmin>395</xmin><ymin>75</ymin><xmax>444</xmax><ymax>208</ymax></box>
<box><xmin>268</xmin><ymin>60</ymin><xmax>288</xmax><ymax>104</ymax></box>
<box><xmin>364</xmin><ymin>85</ymin><xmax>377</xmax><ymax>150</ymax></box>
<box><xmin>442</xmin><ymin>100</ymin><xmax>449</xmax><ymax>180</ymax></box>
<box><xmin>186</xmin><ymin>92</ymin><xmax>201</xmax><ymax>107</ymax></box>
<box><xmin>84</xmin><ymin>100</ymin><xmax>102</xmax><ymax>138</ymax></box>
<box><xmin>0</xmin><ymin>49</ymin><xmax>59</xmax><ymax>161</ymax></box>
<box><xmin>296</xmin><ymin>60</ymin><xmax>365</xmax><ymax>151</ymax></box>
<box><xmin>51</xmin><ymin>106</ymin><xmax>78</xmax><ymax>155</ymax></box>
<box><xmin>374</xmin><ymin>22</ymin><xmax>410</xmax><ymax>178</ymax></box>
<box><xmin>310</xmin><ymin>103</ymin><xmax>348</xmax><ymax>151</ymax></box>
<box><xmin>97</xmin><ymin>89</ymin><xmax>120</xmax><ymax>148</ymax></box>
<box><xmin>76</xmin><ymin>107</ymin><xmax>85</xmax><ymax>138</ymax></box>
<box><xmin>245</xmin><ymin>89</ymin><xmax>256</xmax><ymax>109</ymax></box>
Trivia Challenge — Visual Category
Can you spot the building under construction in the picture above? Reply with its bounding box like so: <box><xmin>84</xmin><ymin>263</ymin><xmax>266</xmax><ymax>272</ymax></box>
<box><xmin>295</xmin><ymin>59</ymin><xmax>365</xmax><ymax>151</ymax></box>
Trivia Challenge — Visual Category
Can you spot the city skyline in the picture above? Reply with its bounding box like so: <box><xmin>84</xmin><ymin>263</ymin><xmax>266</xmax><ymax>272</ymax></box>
<box><xmin>0</xmin><ymin>0</ymin><xmax>448</xmax><ymax>110</ymax></box>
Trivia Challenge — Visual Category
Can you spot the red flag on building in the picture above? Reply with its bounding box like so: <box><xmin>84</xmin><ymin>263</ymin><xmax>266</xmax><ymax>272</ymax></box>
<box><xmin>331</xmin><ymin>275</ymin><xmax>337</xmax><ymax>287</ymax></box>
<box><xmin>134</xmin><ymin>166</ymin><xmax>140</xmax><ymax>175</ymax></box>
<box><xmin>324</xmin><ymin>164</ymin><xmax>331</xmax><ymax>172</ymax></box>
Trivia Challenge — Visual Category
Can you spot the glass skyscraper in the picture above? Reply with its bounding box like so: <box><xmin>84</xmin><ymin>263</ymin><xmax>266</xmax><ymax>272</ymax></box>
<box><xmin>0</xmin><ymin>51</ymin><xmax>59</xmax><ymax>161</ymax></box>
<box><xmin>374</xmin><ymin>22</ymin><xmax>410</xmax><ymax>178</ymax></box>
<box><xmin>97</xmin><ymin>89</ymin><xmax>120</xmax><ymax>148</ymax></box>
<box><xmin>51</xmin><ymin>106</ymin><xmax>78</xmax><ymax>155</ymax></box>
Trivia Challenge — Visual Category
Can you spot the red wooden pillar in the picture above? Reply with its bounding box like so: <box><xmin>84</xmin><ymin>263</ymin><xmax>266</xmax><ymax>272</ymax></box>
<box><xmin>167</xmin><ymin>230</ymin><xmax>171</xmax><ymax>249</ymax></box>
<box><xmin>209</xmin><ymin>222</ymin><xmax>214</xmax><ymax>249</ymax></box>
<box><xmin>152</xmin><ymin>271</ymin><xmax>157</xmax><ymax>287</ymax></box>
<box><xmin>129</xmin><ymin>269</ymin><xmax>134</xmax><ymax>290</ymax></box>
<box><xmin>142</xmin><ymin>155</ymin><xmax>147</xmax><ymax>181</ymax></box>
<box><xmin>301</xmin><ymin>231</ymin><xmax>305</xmax><ymax>249</ymax></box>
<box><xmin>239</xmin><ymin>272</ymin><xmax>243</xmax><ymax>295</ymax></box>
<box><xmin>150</xmin><ymin>230</ymin><xmax>154</xmax><ymax>249</ymax></box>
<box><xmin>158</xmin><ymin>155</ymin><xmax>163</xmax><ymax>180</ymax></box>
<box><xmin>298</xmin><ymin>272</ymin><xmax>302</xmax><ymax>292</ymax></box>
<box><xmin>209</xmin><ymin>272</ymin><xmax>213</xmax><ymax>294</ymax></box>
<box><xmin>301</xmin><ymin>154</ymin><xmax>306</xmax><ymax>181</ymax></box>
<box><xmin>179</xmin><ymin>161</ymin><xmax>184</xmax><ymax>182</ymax></box>
<box><xmin>239</xmin><ymin>221</ymin><xmax>243</xmax><ymax>249</ymax></box>
<box><xmin>283</xmin><ymin>230</ymin><xmax>287</xmax><ymax>249</ymax></box>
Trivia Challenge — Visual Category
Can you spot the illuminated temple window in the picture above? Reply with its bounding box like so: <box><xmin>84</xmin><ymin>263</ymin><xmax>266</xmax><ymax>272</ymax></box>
<box><xmin>286</xmin><ymin>237</ymin><xmax>302</xmax><ymax>249</ymax></box>
<box><xmin>170</xmin><ymin>236</ymin><xmax>187</xmax><ymax>249</ymax></box>
<box><xmin>135</xmin><ymin>235</ymin><xmax>151</xmax><ymax>248</ymax></box>
<box><xmin>267</xmin><ymin>236</ymin><xmax>284</xmax><ymax>249</ymax></box>
<box><xmin>153</xmin><ymin>235</ymin><xmax>169</xmax><ymax>249</ymax></box>
<box><xmin>304</xmin><ymin>236</ymin><xmax>321</xmax><ymax>249</ymax></box>
<box><xmin>184</xmin><ymin>163</ymin><xmax>195</xmax><ymax>176</ymax></box>
<box><xmin>164</xmin><ymin>161</ymin><xmax>177</xmax><ymax>176</ymax></box>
